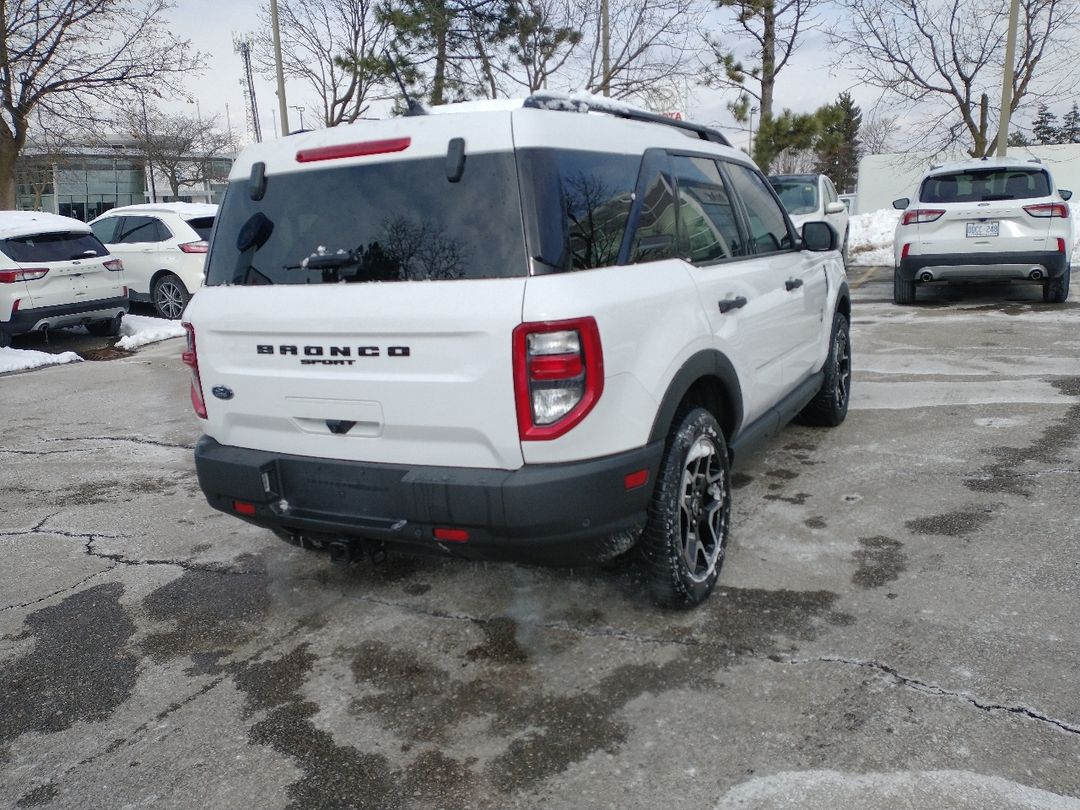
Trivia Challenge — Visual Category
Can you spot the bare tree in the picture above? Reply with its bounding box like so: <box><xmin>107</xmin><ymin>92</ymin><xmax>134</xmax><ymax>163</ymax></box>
<box><xmin>0</xmin><ymin>0</ymin><xmax>202</xmax><ymax>208</ymax></box>
<box><xmin>128</xmin><ymin>108</ymin><xmax>235</xmax><ymax>199</ymax></box>
<box><xmin>574</xmin><ymin>0</ymin><xmax>706</xmax><ymax>107</ymax></box>
<box><xmin>770</xmin><ymin>146</ymin><xmax>816</xmax><ymax>173</ymax></box>
<box><xmin>704</xmin><ymin>0</ymin><xmax>821</xmax><ymax>123</ymax></box>
<box><xmin>15</xmin><ymin>115</ymin><xmax>81</xmax><ymax>211</ymax></box>
<box><xmin>860</xmin><ymin>110</ymin><xmax>899</xmax><ymax>156</ymax></box>
<box><xmin>829</xmin><ymin>0</ymin><xmax>1079</xmax><ymax>157</ymax></box>
<box><xmin>254</xmin><ymin>0</ymin><xmax>394</xmax><ymax>127</ymax></box>
<box><xmin>497</xmin><ymin>0</ymin><xmax>582</xmax><ymax>93</ymax></box>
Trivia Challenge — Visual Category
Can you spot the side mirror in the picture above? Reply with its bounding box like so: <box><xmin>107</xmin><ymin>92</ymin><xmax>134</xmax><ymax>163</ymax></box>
<box><xmin>802</xmin><ymin>221</ymin><xmax>838</xmax><ymax>252</ymax></box>
<box><xmin>1060</xmin><ymin>189</ymin><xmax>1073</xmax><ymax>201</ymax></box>
<box><xmin>824</xmin><ymin>201</ymin><xmax>846</xmax><ymax>214</ymax></box>
<box><xmin>892</xmin><ymin>197</ymin><xmax>910</xmax><ymax>210</ymax></box>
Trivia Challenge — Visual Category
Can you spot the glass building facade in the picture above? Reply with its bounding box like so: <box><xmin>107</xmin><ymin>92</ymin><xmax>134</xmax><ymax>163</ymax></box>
<box><xmin>15</xmin><ymin>141</ymin><xmax>232</xmax><ymax>221</ymax></box>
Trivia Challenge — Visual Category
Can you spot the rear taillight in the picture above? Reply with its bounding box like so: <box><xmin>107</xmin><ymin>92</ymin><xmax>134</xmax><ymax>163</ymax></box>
<box><xmin>901</xmin><ymin>209</ymin><xmax>945</xmax><ymax>225</ymax></box>
<box><xmin>901</xmin><ymin>243</ymin><xmax>911</xmax><ymax>259</ymax></box>
<box><xmin>513</xmin><ymin>317</ymin><xmax>603</xmax><ymax>441</ymax></box>
<box><xmin>181</xmin><ymin>322</ymin><xmax>208</xmax><ymax>419</ymax></box>
<box><xmin>178</xmin><ymin>240</ymin><xmax>209</xmax><ymax>254</ymax></box>
<box><xmin>0</xmin><ymin>267</ymin><xmax>48</xmax><ymax>283</ymax></box>
<box><xmin>104</xmin><ymin>258</ymin><xmax>123</xmax><ymax>271</ymax></box>
<box><xmin>1023</xmin><ymin>202</ymin><xmax>1069</xmax><ymax>218</ymax></box>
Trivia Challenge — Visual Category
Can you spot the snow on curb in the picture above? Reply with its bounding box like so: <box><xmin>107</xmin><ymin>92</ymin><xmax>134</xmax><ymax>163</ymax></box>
<box><xmin>0</xmin><ymin>347</ymin><xmax>82</xmax><ymax>375</ymax></box>
<box><xmin>115</xmin><ymin>314</ymin><xmax>186</xmax><ymax>351</ymax></box>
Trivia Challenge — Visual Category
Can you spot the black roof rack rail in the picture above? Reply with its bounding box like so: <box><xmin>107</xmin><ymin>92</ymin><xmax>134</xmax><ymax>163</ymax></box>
<box><xmin>522</xmin><ymin>92</ymin><xmax>731</xmax><ymax>147</ymax></box>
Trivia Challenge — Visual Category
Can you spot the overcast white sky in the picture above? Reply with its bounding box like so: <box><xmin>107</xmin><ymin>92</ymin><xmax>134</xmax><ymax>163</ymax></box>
<box><xmin>164</xmin><ymin>1</ymin><xmax>888</xmax><ymax>150</ymax></box>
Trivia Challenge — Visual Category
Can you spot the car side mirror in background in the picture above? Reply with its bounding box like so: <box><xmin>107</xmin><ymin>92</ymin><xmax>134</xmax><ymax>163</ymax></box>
<box><xmin>1060</xmin><ymin>189</ymin><xmax>1073</xmax><ymax>201</ymax></box>
<box><xmin>802</xmin><ymin>221</ymin><xmax>838</xmax><ymax>252</ymax></box>
<box><xmin>892</xmin><ymin>198</ymin><xmax>910</xmax><ymax>210</ymax></box>
<box><xmin>825</xmin><ymin>201</ymin><xmax>846</xmax><ymax>214</ymax></box>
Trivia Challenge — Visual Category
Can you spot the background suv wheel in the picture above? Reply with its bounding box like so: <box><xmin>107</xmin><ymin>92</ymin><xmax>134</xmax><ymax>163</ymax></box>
<box><xmin>153</xmin><ymin>273</ymin><xmax>191</xmax><ymax>319</ymax></box>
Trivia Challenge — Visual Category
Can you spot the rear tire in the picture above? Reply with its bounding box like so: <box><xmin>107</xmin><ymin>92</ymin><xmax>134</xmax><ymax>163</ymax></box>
<box><xmin>86</xmin><ymin>314</ymin><xmax>123</xmax><ymax>337</ymax></box>
<box><xmin>639</xmin><ymin>407</ymin><xmax>731</xmax><ymax>609</ymax></box>
<box><xmin>894</xmin><ymin>271</ymin><xmax>915</xmax><ymax>305</ymax></box>
<box><xmin>152</xmin><ymin>273</ymin><xmax>190</xmax><ymax>319</ymax></box>
<box><xmin>797</xmin><ymin>312</ymin><xmax>851</xmax><ymax>427</ymax></box>
<box><xmin>1043</xmin><ymin>267</ymin><xmax>1070</xmax><ymax>303</ymax></box>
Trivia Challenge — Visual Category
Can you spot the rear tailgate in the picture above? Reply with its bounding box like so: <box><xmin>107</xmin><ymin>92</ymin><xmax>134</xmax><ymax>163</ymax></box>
<box><xmin>189</xmin><ymin>281</ymin><xmax>526</xmax><ymax>469</ymax></box>
<box><xmin>917</xmin><ymin>200</ymin><xmax>1053</xmax><ymax>256</ymax></box>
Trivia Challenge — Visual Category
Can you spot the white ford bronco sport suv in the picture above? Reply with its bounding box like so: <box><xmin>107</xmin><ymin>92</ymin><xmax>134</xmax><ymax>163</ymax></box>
<box><xmin>184</xmin><ymin>94</ymin><xmax>852</xmax><ymax>607</ymax></box>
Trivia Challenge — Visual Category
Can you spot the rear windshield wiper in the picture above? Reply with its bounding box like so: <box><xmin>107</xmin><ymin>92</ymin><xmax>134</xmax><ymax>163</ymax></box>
<box><xmin>287</xmin><ymin>247</ymin><xmax>361</xmax><ymax>282</ymax></box>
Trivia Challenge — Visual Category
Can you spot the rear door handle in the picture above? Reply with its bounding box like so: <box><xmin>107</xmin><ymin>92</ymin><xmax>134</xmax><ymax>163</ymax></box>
<box><xmin>785</xmin><ymin>277</ymin><xmax>804</xmax><ymax>291</ymax></box>
<box><xmin>718</xmin><ymin>296</ymin><xmax>748</xmax><ymax>313</ymax></box>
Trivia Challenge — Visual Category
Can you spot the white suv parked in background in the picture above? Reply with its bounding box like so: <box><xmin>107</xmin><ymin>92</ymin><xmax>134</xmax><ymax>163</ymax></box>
<box><xmin>182</xmin><ymin>94</ymin><xmax>852</xmax><ymax>608</ymax></box>
<box><xmin>90</xmin><ymin>203</ymin><xmax>216</xmax><ymax>319</ymax></box>
<box><xmin>892</xmin><ymin>157</ymin><xmax>1073</xmax><ymax>304</ymax></box>
<box><xmin>0</xmin><ymin>211</ymin><xmax>127</xmax><ymax>347</ymax></box>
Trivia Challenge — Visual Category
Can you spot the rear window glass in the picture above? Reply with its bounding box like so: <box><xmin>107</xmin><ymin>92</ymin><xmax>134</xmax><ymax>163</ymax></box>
<box><xmin>518</xmin><ymin>149</ymin><xmax>639</xmax><ymax>272</ymax></box>
<box><xmin>920</xmin><ymin>169</ymin><xmax>1051</xmax><ymax>203</ymax></box>
<box><xmin>186</xmin><ymin>216</ymin><xmax>215</xmax><ymax>241</ymax></box>
<box><xmin>205</xmin><ymin>152</ymin><xmax>527</xmax><ymax>286</ymax></box>
<box><xmin>0</xmin><ymin>231</ymin><xmax>108</xmax><ymax>263</ymax></box>
<box><xmin>770</xmin><ymin>177</ymin><xmax>819</xmax><ymax>215</ymax></box>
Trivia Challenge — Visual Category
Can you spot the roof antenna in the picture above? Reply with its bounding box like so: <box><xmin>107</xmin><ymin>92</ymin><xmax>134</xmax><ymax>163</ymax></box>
<box><xmin>384</xmin><ymin>50</ymin><xmax>426</xmax><ymax>117</ymax></box>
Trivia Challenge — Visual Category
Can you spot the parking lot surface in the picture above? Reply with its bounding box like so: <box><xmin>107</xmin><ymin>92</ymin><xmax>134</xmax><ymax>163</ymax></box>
<box><xmin>2</xmin><ymin>271</ymin><xmax>1079</xmax><ymax>809</ymax></box>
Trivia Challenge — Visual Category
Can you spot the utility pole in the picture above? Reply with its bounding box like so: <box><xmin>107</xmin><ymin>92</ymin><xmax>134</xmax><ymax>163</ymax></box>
<box><xmin>996</xmin><ymin>0</ymin><xmax>1021</xmax><ymax>157</ymax></box>
<box><xmin>601</xmin><ymin>0</ymin><xmax>610</xmax><ymax>97</ymax></box>
<box><xmin>271</xmin><ymin>0</ymin><xmax>290</xmax><ymax>136</ymax></box>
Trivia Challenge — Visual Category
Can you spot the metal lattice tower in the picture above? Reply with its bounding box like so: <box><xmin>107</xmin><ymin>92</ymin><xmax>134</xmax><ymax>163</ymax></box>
<box><xmin>233</xmin><ymin>34</ymin><xmax>262</xmax><ymax>143</ymax></box>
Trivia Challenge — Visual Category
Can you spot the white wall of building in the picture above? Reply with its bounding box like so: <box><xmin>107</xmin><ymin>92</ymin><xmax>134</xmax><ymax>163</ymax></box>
<box><xmin>855</xmin><ymin>144</ymin><xmax>1080</xmax><ymax>214</ymax></box>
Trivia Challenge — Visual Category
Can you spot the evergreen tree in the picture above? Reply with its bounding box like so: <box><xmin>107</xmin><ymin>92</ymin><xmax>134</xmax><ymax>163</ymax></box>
<box><xmin>1008</xmin><ymin>130</ymin><xmax>1031</xmax><ymax>147</ymax></box>
<box><xmin>1061</xmin><ymin>103</ymin><xmax>1080</xmax><ymax>144</ymax></box>
<box><xmin>1032</xmin><ymin>105</ymin><xmax>1062</xmax><ymax>145</ymax></box>
<box><xmin>813</xmin><ymin>92</ymin><xmax>861</xmax><ymax>191</ymax></box>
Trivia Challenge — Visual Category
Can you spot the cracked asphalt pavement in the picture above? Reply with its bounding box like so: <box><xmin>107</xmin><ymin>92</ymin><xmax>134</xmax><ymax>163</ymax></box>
<box><xmin>2</xmin><ymin>271</ymin><xmax>1079</xmax><ymax>809</ymax></box>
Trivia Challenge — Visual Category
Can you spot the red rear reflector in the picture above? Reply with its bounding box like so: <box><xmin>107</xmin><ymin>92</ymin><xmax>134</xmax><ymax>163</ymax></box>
<box><xmin>233</xmin><ymin>500</ymin><xmax>256</xmax><ymax>515</ymax></box>
<box><xmin>901</xmin><ymin>243</ymin><xmax>911</xmax><ymax>259</ymax></box>
<box><xmin>624</xmin><ymin>469</ymin><xmax>649</xmax><ymax>490</ymax></box>
<box><xmin>12</xmin><ymin>298</ymin><xmax>19</xmax><ymax>313</ymax></box>
<box><xmin>296</xmin><ymin>137</ymin><xmax>411</xmax><ymax>163</ymax></box>
<box><xmin>433</xmin><ymin>528</ymin><xmax>469</xmax><ymax>543</ymax></box>
<box><xmin>1058</xmin><ymin>238</ymin><xmax>1067</xmax><ymax>253</ymax></box>
<box><xmin>178</xmin><ymin>241</ymin><xmax>209</xmax><ymax>254</ymax></box>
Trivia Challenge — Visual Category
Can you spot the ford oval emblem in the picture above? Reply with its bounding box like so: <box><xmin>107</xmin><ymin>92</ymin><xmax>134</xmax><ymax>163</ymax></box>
<box><xmin>211</xmin><ymin>385</ymin><xmax>234</xmax><ymax>400</ymax></box>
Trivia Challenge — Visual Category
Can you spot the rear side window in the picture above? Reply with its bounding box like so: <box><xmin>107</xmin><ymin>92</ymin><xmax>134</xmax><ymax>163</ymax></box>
<box><xmin>725</xmin><ymin>163</ymin><xmax>794</xmax><ymax>254</ymax></box>
<box><xmin>518</xmin><ymin>149</ymin><xmax>639</xmax><ymax>272</ymax></box>
<box><xmin>186</xmin><ymin>217</ymin><xmax>215</xmax><ymax>241</ymax></box>
<box><xmin>0</xmin><ymin>231</ymin><xmax>108</xmax><ymax>263</ymax></box>
<box><xmin>629</xmin><ymin>171</ymin><xmax>678</xmax><ymax>264</ymax></box>
<box><xmin>921</xmin><ymin>169</ymin><xmax>1051</xmax><ymax>203</ymax></box>
<box><xmin>672</xmin><ymin>156</ymin><xmax>745</xmax><ymax>262</ymax></box>
<box><xmin>206</xmin><ymin>152</ymin><xmax>527</xmax><ymax>285</ymax></box>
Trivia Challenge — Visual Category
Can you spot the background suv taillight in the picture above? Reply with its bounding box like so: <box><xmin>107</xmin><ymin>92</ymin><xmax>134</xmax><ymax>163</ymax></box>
<box><xmin>513</xmin><ymin>317</ymin><xmax>603</xmax><ymax>441</ymax></box>
<box><xmin>181</xmin><ymin>322</ymin><xmax>208</xmax><ymax>419</ymax></box>
<box><xmin>901</xmin><ymin>209</ymin><xmax>945</xmax><ymax>225</ymax></box>
<box><xmin>178</xmin><ymin>241</ymin><xmax>209</xmax><ymax>254</ymax></box>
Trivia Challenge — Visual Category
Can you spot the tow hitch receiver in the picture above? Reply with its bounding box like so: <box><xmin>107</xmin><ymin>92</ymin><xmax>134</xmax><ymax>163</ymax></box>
<box><xmin>328</xmin><ymin>538</ymin><xmax>387</xmax><ymax>565</ymax></box>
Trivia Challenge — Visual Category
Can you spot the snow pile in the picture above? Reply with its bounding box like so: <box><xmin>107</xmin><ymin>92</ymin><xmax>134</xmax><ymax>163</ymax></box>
<box><xmin>115</xmin><ymin>314</ymin><xmax>186</xmax><ymax>350</ymax></box>
<box><xmin>0</xmin><ymin>347</ymin><xmax>82</xmax><ymax>375</ymax></box>
<box><xmin>847</xmin><ymin>205</ymin><xmax>1080</xmax><ymax>267</ymax></box>
<box><xmin>847</xmin><ymin>209</ymin><xmax>901</xmax><ymax>266</ymax></box>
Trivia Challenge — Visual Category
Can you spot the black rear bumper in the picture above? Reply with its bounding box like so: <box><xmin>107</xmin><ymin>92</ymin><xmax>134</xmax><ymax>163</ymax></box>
<box><xmin>3</xmin><ymin>295</ymin><xmax>129</xmax><ymax>334</ymax></box>
<box><xmin>898</xmin><ymin>251</ymin><xmax>1068</xmax><ymax>280</ymax></box>
<box><xmin>194</xmin><ymin>436</ymin><xmax>664</xmax><ymax>565</ymax></box>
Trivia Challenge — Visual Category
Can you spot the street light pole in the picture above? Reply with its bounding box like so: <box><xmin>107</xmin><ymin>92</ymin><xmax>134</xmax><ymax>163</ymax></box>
<box><xmin>996</xmin><ymin>0</ymin><xmax>1021</xmax><ymax>157</ymax></box>
<box><xmin>290</xmin><ymin>105</ymin><xmax>305</xmax><ymax>130</ymax></box>
<box><xmin>270</xmin><ymin>0</ymin><xmax>290</xmax><ymax>136</ymax></box>
<box><xmin>749</xmin><ymin>106</ymin><xmax>758</xmax><ymax>157</ymax></box>
<box><xmin>601</xmin><ymin>0</ymin><xmax>610</xmax><ymax>97</ymax></box>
